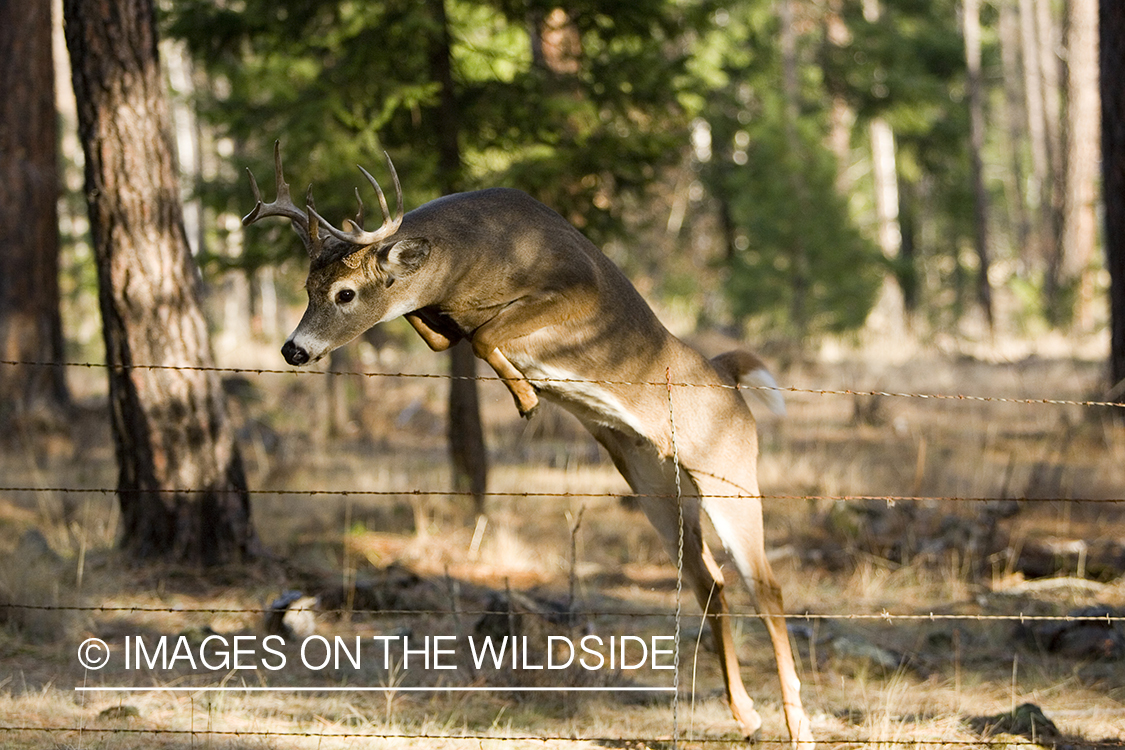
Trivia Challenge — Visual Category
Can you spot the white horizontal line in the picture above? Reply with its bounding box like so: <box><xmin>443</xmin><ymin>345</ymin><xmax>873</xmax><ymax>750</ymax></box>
<box><xmin>75</xmin><ymin>686</ymin><xmax>674</xmax><ymax>693</ymax></box>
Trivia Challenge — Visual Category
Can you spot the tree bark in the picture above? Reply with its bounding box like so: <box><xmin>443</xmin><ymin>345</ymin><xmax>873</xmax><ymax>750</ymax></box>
<box><xmin>859</xmin><ymin>0</ymin><xmax>906</xmax><ymax>335</ymax></box>
<box><xmin>1039</xmin><ymin>0</ymin><xmax>1066</xmax><ymax>306</ymax></box>
<box><xmin>999</xmin><ymin>0</ymin><xmax>1031</xmax><ymax>259</ymax></box>
<box><xmin>64</xmin><ymin>0</ymin><xmax>256</xmax><ymax>564</ymax></box>
<box><xmin>0</xmin><ymin>0</ymin><xmax>69</xmax><ymax>422</ymax></box>
<box><xmin>963</xmin><ymin>0</ymin><xmax>995</xmax><ymax>328</ymax></box>
<box><xmin>1036</xmin><ymin>0</ymin><xmax>1064</xmax><ymax>215</ymax></box>
<box><xmin>1019</xmin><ymin>0</ymin><xmax>1051</xmax><ymax>266</ymax></box>
<box><xmin>778</xmin><ymin>0</ymin><xmax>810</xmax><ymax>334</ymax></box>
<box><xmin>1060</xmin><ymin>0</ymin><xmax>1100</xmax><ymax>329</ymax></box>
<box><xmin>426</xmin><ymin>0</ymin><xmax>489</xmax><ymax>516</ymax></box>
<box><xmin>1102</xmin><ymin>0</ymin><xmax>1125</xmax><ymax>398</ymax></box>
<box><xmin>824</xmin><ymin>0</ymin><xmax>854</xmax><ymax>194</ymax></box>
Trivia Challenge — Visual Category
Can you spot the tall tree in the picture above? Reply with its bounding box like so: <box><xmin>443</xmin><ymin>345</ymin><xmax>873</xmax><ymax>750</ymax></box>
<box><xmin>1036</xmin><ymin>0</ymin><xmax>1064</xmax><ymax>240</ymax></box>
<box><xmin>998</xmin><ymin>0</ymin><xmax>1031</xmax><ymax>260</ymax></box>
<box><xmin>427</xmin><ymin>0</ymin><xmax>488</xmax><ymax>516</ymax></box>
<box><xmin>1103</xmin><ymin>0</ymin><xmax>1125</xmax><ymax>398</ymax></box>
<box><xmin>0</xmin><ymin>0</ymin><xmax>69</xmax><ymax>422</ymax></box>
<box><xmin>1059</xmin><ymin>0</ymin><xmax>1100</xmax><ymax>329</ymax></box>
<box><xmin>1019</xmin><ymin>0</ymin><xmax>1052</xmax><ymax>267</ymax></box>
<box><xmin>777</xmin><ymin>0</ymin><xmax>811</xmax><ymax>332</ymax></box>
<box><xmin>861</xmin><ymin>0</ymin><xmax>906</xmax><ymax>334</ymax></box>
<box><xmin>64</xmin><ymin>0</ymin><xmax>256</xmax><ymax>564</ymax></box>
<box><xmin>1037</xmin><ymin>0</ymin><xmax>1067</xmax><ymax>307</ymax></box>
<box><xmin>963</xmin><ymin>0</ymin><xmax>995</xmax><ymax>328</ymax></box>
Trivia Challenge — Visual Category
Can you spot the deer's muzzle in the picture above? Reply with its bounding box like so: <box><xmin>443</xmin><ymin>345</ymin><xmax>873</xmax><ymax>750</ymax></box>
<box><xmin>281</xmin><ymin>340</ymin><xmax>310</xmax><ymax>366</ymax></box>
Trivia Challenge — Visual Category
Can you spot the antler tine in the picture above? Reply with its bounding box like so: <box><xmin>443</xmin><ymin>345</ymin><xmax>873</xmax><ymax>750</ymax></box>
<box><xmin>386</xmin><ymin>151</ymin><xmax>404</xmax><ymax>226</ymax></box>
<box><xmin>272</xmin><ymin>140</ymin><xmax>288</xmax><ymax>196</ymax></box>
<box><xmin>304</xmin><ymin>185</ymin><xmax>323</xmax><ymax>258</ymax></box>
<box><xmin>366</xmin><ymin>152</ymin><xmax>404</xmax><ymax>228</ymax></box>
<box><xmin>241</xmin><ymin>167</ymin><xmax>264</xmax><ymax>224</ymax></box>
<box><xmin>241</xmin><ymin>141</ymin><xmax>310</xmax><ymax>233</ymax></box>
<box><xmin>358</xmin><ymin>164</ymin><xmax>391</xmax><ymax>227</ymax></box>
<box><xmin>353</xmin><ymin>187</ymin><xmax>365</xmax><ymax>230</ymax></box>
<box><xmin>356</xmin><ymin>152</ymin><xmax>404</xmax><ymax>234</ymax></box>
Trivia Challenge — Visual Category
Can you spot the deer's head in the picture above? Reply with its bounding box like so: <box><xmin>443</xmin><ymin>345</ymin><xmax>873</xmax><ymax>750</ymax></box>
<box><xmin>243</xmin><ymin>142</ymin><xmax>431</xmax><ymax>365</ymax></box>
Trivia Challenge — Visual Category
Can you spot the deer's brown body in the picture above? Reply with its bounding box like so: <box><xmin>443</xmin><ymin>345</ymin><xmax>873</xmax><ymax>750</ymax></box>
<box><xmin>245</xmin><ymin>144</ymin><xmax>813</xmax><ymax>746</ymax></box>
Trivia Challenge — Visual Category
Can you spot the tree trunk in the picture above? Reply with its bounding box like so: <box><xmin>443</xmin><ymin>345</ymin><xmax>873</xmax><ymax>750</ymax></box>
<box><xmin>0</xmin><ymin>0</ymin><xmax>70</xmax><ymax>423</ymax></box>
<box><xmin>64</xmin><ymin>0</ymin><xmax>256</xmax><ymax>565</ymax></box>
<box><xmin>427</xmin><ymin>0</ymin><xmax>488</xmax><ymax>516</ymax></box>
<box><xmin>868</xmin><ymin>119</ymin><xmax>902</xmax><ymax>271</ymax></box>
<box><xmin>999</xmin><ymin>0</ymin><xmax>1031</xmax><ymax>260</ymax></box>
<box><xmin>963</xmin><ymin>0</ymin><xmax>995</xmax><ymax>328</ymax></box>
<box><xmin>1036</xmin><ymin>0</ymin><xmax>1064</xmax><ymax>215</ymax></box>
<box><xmin>1039</xmin><ymin>0</ymin><xmax>1066</xmax><ymax>307</ymax></box>
<box><xmin>963</xmin><ymin>0</ymin><xmax>999</xmax><ymax>330</ymax></box>
<box><xmin>824</xmin><ymin>0</ymin><xmax>854</xmax><ymax>191</ymax></box>
<box><xmin>1102</xmin><ymin>0</ymin><xmax>1125</xmax><ymax>398</ymax></box>
<box><xmin>1019</xmin><ymin>0</ymin><xmax>1051</xmax><ymax>267</ymax></box>
<box><xmin>778</xmin><ymin>0</ymin><xmax>810</xmax><ymax>334</ymax></box>
<box><xmin>898</xmin><ymin>180</ymin><xmax>920</xmax><ymax>312</ymax></box>
<box><xmin>1060</xmin><ymin>0</ymin><xmax>1100</xmax><ymax>330</ymax></box>
<box><xmin>858</xmin><ymin>0</ymin><xmax>906</xmax><ymax>335</ymax></box>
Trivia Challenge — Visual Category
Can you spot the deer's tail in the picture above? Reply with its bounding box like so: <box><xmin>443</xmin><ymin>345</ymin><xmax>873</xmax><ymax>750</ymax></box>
<box><xmin>710</xmin><ymin>350</ymin><xmax>786</xmax><ymax>418</ymax></box>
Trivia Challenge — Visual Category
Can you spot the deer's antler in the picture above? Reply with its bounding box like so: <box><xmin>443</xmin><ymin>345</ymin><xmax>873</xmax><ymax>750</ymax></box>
<box><xmin>243</xmin><ymin>142</ymin><xmax>402</xmax><ymax>259</ymax></box>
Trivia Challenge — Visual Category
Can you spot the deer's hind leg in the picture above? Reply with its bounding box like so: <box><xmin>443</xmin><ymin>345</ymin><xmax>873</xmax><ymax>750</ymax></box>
<box><xmin>635</xmin><ymin>491</ymin><xmax>764</xmax><ymax>737</ymax></box>
<box><xmin>689</xmin><ymin>469</ymin><xmax>814</xmax><ymax>748</ymax></box>
<box><xmin>585</xmin><ymin>424</ymin><xmax>763</xmax><ymax>736</ymax></box>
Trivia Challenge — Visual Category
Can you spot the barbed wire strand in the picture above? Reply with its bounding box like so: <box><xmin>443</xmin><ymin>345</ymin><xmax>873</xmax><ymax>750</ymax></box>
<box><xmin>3</xmin><ymin>358</ymin><xmax>1122</xmax><ymax>409</ymax></box>
<box><xmin>1</xmin><ymin>485</ymin><xmax>1121</xmax><ymax>504</ymax></box>
<box><xmin>1</xmin><ymin>725</ymin><xmax>1122</xmax><ymax>746</ymax></box>
<box><xmin>3</xmin><ymin>601</ymin><xmax>1122</xmax><ymax>622</ymax></box>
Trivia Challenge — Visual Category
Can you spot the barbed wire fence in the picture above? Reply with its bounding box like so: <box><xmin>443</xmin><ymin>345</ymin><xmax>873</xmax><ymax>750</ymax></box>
<box><xmin>1</xmin><ymin>357</ymin><xmax>1123</xmax><ymax>747</ymax></box>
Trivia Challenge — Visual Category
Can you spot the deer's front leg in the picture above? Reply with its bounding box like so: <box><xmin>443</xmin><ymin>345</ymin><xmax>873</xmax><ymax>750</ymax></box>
<box><xmin>406</xmin><ymin>312</ymin><xmax>458</xmax><ymax>351</ymax></box>
<box><xmin>467</xmin><ymin>297</ymin><xmax>580</xmax><ymax>420</ymax></box>
<box><xmin>476</xmin><ymin>344</ymin><xmax>539</xmax><ymax>419</ymax></box>
<box><xmin>407</xmin><ymin>312</ymin><xmax>538</xmax><ymax>418</ymax></box>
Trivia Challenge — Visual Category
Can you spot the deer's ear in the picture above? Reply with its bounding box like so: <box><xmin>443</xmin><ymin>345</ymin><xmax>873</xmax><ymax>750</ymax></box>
<box><xmin>378</xmin><ymin>237</ymin><xmax>430</xmax><ymax>279</ymax></box>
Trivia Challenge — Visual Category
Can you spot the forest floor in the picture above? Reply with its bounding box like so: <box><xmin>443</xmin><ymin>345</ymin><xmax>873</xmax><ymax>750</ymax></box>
<box><xmin>1</xmin><ymin>336</ymin><xmax>1124</xmax><ymax>749</ymax></box>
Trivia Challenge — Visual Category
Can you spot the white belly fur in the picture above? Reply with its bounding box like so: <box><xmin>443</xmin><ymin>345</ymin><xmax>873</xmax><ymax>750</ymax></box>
<box><xmin>506</xmin><ymin>353</ymin><xmax>648</xmax><ymax>437</ymax></box>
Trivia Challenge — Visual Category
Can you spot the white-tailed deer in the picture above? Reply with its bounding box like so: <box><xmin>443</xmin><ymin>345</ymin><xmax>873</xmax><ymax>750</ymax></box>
<box><xmin>244</xmin><ymin>142</ymin><xmax>813</xmax><ymax>747</ymax></box>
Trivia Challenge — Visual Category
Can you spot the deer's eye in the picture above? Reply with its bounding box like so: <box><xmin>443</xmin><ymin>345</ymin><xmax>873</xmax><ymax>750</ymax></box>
<box><xmin>335</xmin><ymin>289</ymin><xmax>356</xmax><ymax>304</ymax></box>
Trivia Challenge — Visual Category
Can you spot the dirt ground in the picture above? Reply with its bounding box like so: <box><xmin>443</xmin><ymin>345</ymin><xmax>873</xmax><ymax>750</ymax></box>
<box><xmin>1</xmin><ymin>338</ymin><xmax>1123</xmax><ymax>749</ymax></box>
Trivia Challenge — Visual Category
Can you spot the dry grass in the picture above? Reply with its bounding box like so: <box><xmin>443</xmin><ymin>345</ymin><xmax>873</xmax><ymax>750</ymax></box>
<box><xmin>1</xmin><ymin>341</ymin><xmax>1123</xmax><ymax>749</ymax></box>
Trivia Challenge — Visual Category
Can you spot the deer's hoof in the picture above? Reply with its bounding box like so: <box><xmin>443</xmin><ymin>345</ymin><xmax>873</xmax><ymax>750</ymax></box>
<box><xmin>731</xmin><ymin>699</ymin><xmax>762</xmax><ymax>738</ymax></box>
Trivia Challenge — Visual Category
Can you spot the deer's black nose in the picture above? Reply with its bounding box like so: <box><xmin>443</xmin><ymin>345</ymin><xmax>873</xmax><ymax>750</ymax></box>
<box><xmin>282</xmin><ymin>340</ymin><xmax>309</xmax><ymax>366</ymax></box>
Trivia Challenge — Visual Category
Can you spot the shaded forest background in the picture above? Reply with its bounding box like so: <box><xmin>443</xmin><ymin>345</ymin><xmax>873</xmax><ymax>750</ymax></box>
<box><xmin>158</xmin><ymin>0</ymin><xmax>1104</xmax><ymax>340</ymax></box>
<box><xmin>43</xmin><ymin>0</ymin><xmax>1111</xmax><ymax>350</ymax></box>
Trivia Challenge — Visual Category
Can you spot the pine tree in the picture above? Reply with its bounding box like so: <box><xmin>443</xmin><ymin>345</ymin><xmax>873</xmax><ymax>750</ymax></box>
<box><xmin>65</xmin><ymin>0</ymin><xmax>256</xmax><ymax>564</ymax></box>
<box><xmin>0</xmin><ymin>0</ymin><xmax>70</xmax><ymax>424</ymax></box>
